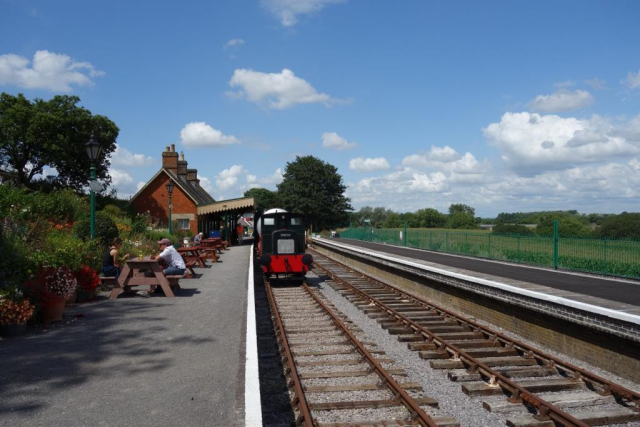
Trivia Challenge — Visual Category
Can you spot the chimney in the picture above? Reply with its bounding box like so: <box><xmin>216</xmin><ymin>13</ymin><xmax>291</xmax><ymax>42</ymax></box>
<box><xmin>177</xmin><ymin>151</ymin><xmax>188</xmax><ymax>180</ymax></box>
<box><xmin>187</xmin><ymin>169</ymin><xmax>198</xmax><ymax>186</ymax></box>
<box><xmin>162</xmin><ymin>145</ymin><xmax>178</xmax><ymax>174</ymax></box>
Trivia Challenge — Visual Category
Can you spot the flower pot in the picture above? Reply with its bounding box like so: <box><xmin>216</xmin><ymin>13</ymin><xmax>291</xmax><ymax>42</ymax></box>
<box><xmin>40</xmin><ymin>296</ymin><xmax>66</xmax><ymax>323</ymax></box>
<box><xmin>0</xmin><ymin>323</ymin><xmax>27</xmax><ymax>338</ymax></box>
<box><xmin>77</xmin><ymin>288</ymin><xmax>97</xmax><ymax>303</ymax></box>
<box><xmin>65</xmin><ymin>291</ymin><xmax>78</xmax><ymax>306</ymax></box>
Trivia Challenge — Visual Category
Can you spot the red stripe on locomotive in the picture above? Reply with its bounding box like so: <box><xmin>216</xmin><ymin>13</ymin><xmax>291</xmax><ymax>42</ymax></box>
<box><xmin>262</xmin><ymin>254</ymin><xmax>309</xmax><ymax>275</ymax></box>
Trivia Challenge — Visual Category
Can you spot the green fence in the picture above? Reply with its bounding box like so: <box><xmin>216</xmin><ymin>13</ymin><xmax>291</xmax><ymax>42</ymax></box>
<box><xmin>340</xmin><ymin>227</ymin><xmax>640</xmax><ymax>280</ymax></box>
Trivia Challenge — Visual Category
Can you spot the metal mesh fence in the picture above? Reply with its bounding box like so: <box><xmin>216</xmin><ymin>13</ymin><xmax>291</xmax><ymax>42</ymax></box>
<box><xmin>339</xmin><ymin>228</ymin><xmax>640</xmax><ymax>280</ymax></box>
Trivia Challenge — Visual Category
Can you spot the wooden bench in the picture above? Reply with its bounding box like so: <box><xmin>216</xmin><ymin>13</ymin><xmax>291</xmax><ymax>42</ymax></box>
<box><xmin>185</xmin><ymin>260</ymin><xmax>197</xmax><ymax>278</ymax></box>
<box><xmin>165</xmin><ymin>272</ymin><xmax>186</xmax><ymax>292</ymax></box>
<box><xmin>99</xmin><ymin>276</ymin><xmax>118</xmax><ymax>291</ymax></box>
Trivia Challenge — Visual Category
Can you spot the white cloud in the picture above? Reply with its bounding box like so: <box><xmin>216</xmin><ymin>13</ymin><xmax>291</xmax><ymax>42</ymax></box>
<box><xmin>261</xmin><ymin>0</ymin><xmax>345</xmax><ymax>27</ymax></box>
<box><xmin>528</xmin><ymin>89</ymin><xmax>594</xmax><ymax>112</ymax></box>
<box><xmin>584</xmin><ymin>77</ymin><xmax>608</xmax><ymax>90</ymax></box>
<box><xmin>136</xmin><ymin>182</ymin><xmax>146</xmax><ymax>191</ymax></box>
<box><xmin>554</xmin><ymin>80</ymin><xmax>575</xmax><ymax>87</ymax></box>
<box><xmin>216</xmin><ymin>165</ymin><xmax>245</xmax><ymax>191</ymax></box>
<box><xmin>322</xmin><ymin>132</ymin><xmax>357</xmax><ymax>150</ymax></box>
<box><xmin>483</xmin><ymin>112</ymin><xmax>640</xmax><ymax>175</ymax></box>
<box><xmin>349</xmin><ymin>157</ymin><xmax>389</xmax><ymax>172</ymax></box>
<box><xmin>228</xmin><ymin>68</ymin><xmax>335</xmax><ymax>109</ymax></box>
<box><xmin>198</xmin><ymin>176</ymin><xmax>214</xmax><ymax>194</ymax></box>
<box><xmin>622</xmin><ymin>70</ymin><xmax>640</xmax><ymax>89</ymax></box>
<box><xmin>109</xmin><ymin>169</ymin><xmax>133</xmax><ymax>187</ymax></box>
<box><xmin>0</xmin><ymin>50</ymin><xmax>104</xmax><ymax>92</ymax></box>
<box><xmin>110</xmin><ymin>144</ymin><xmax>154</xmax><ymax>167</ymax></box>
<box><xmin>223</xmin><ymin>38</ymin><xmax>245</xmax><ymax>49</ymax></box>
<box><xmin>180</xmin><ymin>122</ymin><xmax>240</xmax><ymax>148</ymax></box>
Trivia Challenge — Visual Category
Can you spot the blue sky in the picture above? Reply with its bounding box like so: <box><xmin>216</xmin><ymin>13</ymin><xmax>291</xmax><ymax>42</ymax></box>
<box><xmin>1</xmin><ymin>0</ymin><xmax>639</xmax><ymax>216</ymax></box>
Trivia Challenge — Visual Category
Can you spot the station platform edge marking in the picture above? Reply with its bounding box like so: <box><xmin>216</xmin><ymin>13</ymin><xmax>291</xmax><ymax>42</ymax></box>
<box><xmin>244</xmin><ymin>245</ymin><xmax>262</xmax><ymax>426</ymax></box>
<box><xmin>312</xmin><ymin>237</ymin><xmax>640</xmax><ymax>327</ymax></box>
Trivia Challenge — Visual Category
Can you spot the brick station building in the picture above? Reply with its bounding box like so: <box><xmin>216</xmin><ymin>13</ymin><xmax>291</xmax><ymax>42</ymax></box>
<box><xmin>130</xmin><ymin>144</ymin><xmax>254</xmax><ymax>238</ymax></box>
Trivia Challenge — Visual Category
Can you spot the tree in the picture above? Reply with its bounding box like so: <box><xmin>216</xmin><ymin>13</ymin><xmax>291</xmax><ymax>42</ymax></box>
<box><xmin>447</xmin><ymin>212</ymin><xmax>476</xmax><ymax>229</ymax></box>
<box><xmin>382</xmin><ymin>212</ymin><xmax>402</xmax><ymax>228</ymax></box>
<box><xmin>0</xmin><ymin>93</ymin><xmax>118</xmax><ymax>189</ymax></box>
<box><xmin>448</xmin><ymin>203</ymin><xmax>475</xmax><ymax>216</ymax></box>
<box><xmin>415</xmin><ymin>208</ymin><xmax>446</xmax><ymax>228</ymax></box>
<box><xmin>536</xmin><ymin>216</ymin><xmax>592</xmax><ymax>237</ymax></box>
<box><xmin>244</xmin><ymin>187</ymin><xmax>279</xmax><ymax>213</ymax></box>
<box><xmin>598</xmin><ymin>213</ymin><xmax>640</xmax><ymax>239</ymax></box>
<box><xmin>277</xmin><ymin>155</ymin><xmax>352</xmax><ymax>231</ymax></box>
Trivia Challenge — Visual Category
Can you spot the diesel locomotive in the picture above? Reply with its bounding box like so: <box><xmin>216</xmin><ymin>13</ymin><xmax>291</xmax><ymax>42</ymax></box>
<box><xmin>256</xmin><ymin>208</ymin><xmax>312</xmax><ymax>282</ymax></box>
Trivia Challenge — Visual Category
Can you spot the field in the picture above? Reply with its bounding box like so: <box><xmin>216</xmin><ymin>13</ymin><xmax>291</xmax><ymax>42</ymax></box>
<box><xmin>341</xmin><ymin>228</ymin><xmax>640</xmax><ymax>280</ymax></box>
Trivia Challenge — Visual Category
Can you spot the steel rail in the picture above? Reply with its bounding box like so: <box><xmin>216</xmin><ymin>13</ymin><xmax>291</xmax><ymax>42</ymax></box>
<box><xmin>301</xmin><ymin>282</ymin><xmax>438</xmax><ymax>427</ymax></box>
<box><xmin>311</xmin><ymin>256</ymin><xmax>591</xmax><ymax>426</ymax></box>
<box><xmin>310</xmin><ymin>248</ymin><xmax>640</xmax><ymax>410</ymax></box>
<box><xmin>265</xmin><ymin>281</ymin><xmax>314</xmax><ymax>427</ymax></box>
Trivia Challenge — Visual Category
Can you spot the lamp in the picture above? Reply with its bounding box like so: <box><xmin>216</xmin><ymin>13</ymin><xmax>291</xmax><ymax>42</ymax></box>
<box><xmin>166</xmin><ymin>181</ymin><xmax>174</xmax><ymax>234</ymax></box>
<box><xmin>84</xmin><ymin>133</ymin><xmax>101</xmax><ymax>239</ymax></box>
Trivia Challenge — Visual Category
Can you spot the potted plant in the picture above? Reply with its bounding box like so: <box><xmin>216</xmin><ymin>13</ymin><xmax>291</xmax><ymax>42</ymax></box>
<box><xmin>28</xmin><ymin>266</ymin><xmax>77</xmax><ymax>323</ymax></box>
<box><xmin>73</xmin><ymin>265</ymin><xmax>100</xmax><ymax>302</ymax></box>
<box><xmin>0</xmin><ymin>298</ymin><xmax>35</xmax><ymax>337</ymax></box>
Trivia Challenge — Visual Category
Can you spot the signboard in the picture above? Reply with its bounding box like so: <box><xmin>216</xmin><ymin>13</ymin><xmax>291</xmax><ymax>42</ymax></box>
<box><xmin>89</xmin><ymin>180</ymin><xmax>102</xmax><ymax>193</ymax></box>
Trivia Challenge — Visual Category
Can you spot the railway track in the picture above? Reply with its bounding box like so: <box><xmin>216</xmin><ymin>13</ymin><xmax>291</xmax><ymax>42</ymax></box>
<box><xmin>308</xmin><ymin>248</ymin><xmax>640</xmax><ymax>427</ymax></box>
<box><xmin>265</xmin><ymin>279</ymin><xmax>459</xmax><ymax>426</ymax></box>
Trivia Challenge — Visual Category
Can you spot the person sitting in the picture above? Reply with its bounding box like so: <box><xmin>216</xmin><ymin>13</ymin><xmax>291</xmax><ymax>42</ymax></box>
<box><xmin>193</xmin><ymin>232</ymin><xmax>203</xmax><ymax>246</ymax></box>
<box><xmin>138</xmin><ymin>238</ymin><xmax>186</xmax><ymax>297</ymax></box>
<box><xmin>102</xmin><ymin>237</ymin><xmax>129</xmax><ymax>278</ymax></box>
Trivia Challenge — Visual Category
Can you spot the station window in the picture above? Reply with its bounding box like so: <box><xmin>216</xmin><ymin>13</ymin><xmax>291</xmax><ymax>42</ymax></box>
<box><xmin>177</xmin><ymin>219</ymin><xmax>190</xmax><ymax>230</ymax></box>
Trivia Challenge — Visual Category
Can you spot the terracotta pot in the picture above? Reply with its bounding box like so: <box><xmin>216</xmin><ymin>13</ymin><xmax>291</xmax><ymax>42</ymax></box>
<box><xmin>41</xmin><ymin>296</ymin><xmax>66</xmax><ymax>323</ymax></box>
<box><xmin>0</xmin><ymin>323</ymin><xmax>28</xmax><ymax>338</ymax></box>
<box><xmin>65</xmin><ymin>291</ymin><xmax>78</xmax><ymax>306</ymax></box>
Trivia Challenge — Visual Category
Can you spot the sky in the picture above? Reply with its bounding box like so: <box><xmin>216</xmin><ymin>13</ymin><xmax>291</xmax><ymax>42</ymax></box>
<box><xmin>1</xmin><ymin>0</ymin><xmax>639</xmax><ymax>217</ymax></box>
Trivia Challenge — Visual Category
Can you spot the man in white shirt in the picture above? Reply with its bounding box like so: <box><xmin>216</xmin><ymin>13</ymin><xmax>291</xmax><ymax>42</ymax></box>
<box><xmin>137</xmin><ymin>238</ymin><xmax>186</xmax><ymax>297</ymax></box>
<box><xmin>156</xmin><ymin>238</ymin><xmax>186</xmax><ymax>275</ymax></box>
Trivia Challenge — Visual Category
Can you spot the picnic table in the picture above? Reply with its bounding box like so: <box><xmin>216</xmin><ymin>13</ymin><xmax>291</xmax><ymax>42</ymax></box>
<box><xmin>202</xmin><ymin>237</ymin><xmax>226</xmax><ymax>252</ymax></box>
<box><xmin>109</xmin><ymin>258</ymin><xmax>182</xmax><ymax>299</ymax></box>
<box><xmin>177</xmin><ymin>247</ymin><xmax>207</xmax><ymax>267</ymax></box>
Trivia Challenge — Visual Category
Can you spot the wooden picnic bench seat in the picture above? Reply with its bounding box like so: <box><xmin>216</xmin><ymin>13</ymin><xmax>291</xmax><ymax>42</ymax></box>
<box><xmin>100</xmin><ymin>276</ymin><xmax>118</xmax><ymax>291</ymax></box>
<box><xmin>165</xmin><ymin>272</ymin><xmax>186</xmax><ymax>291</ymax></box>
<box><xmin>185</xmin><ymin>260</ymin><xmax>197</xmax><ymax>278</ymax></box>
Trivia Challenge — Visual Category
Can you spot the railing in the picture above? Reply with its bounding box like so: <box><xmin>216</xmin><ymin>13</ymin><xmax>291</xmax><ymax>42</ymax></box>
<box><xmin>339</xmin><ymin>227</ymin><xmax>640</xmax><ymax>280</ymax></box>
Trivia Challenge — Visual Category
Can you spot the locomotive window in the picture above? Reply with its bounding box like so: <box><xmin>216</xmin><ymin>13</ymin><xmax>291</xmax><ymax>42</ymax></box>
<box><xmin>277</xmin><ymin>239</ymin><xmax>295</xmax><ymax>254</ymax></box>
<box><xmin>263</xmin><ymin>218</ymin><xmax>274</xmax><ymax>226</ymax></box>
<box><xmin>291</xmin><ymin>218</ymin><xmax>303</xmax><ymax>225</ymax></box>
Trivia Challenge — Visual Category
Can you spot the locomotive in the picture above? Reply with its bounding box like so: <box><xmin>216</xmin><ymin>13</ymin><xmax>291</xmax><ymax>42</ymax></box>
<box><xmin>256</xmin><ymin>208</ymin><xmax>312</xmax><ymax>282</ymax></box>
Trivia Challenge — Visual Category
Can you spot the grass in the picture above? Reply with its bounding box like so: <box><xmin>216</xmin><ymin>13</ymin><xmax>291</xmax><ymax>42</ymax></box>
<box><xmin>342</xmin><ymin>227</ymin><xmax>640</xmax><ymax>279</ymax></box>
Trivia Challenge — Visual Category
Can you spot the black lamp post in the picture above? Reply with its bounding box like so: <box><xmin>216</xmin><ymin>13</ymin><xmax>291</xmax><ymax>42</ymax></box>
<box><xmin>166</xmin><ymin>180</ymin><xmax>174</xmax><ymax>234</ymax></box>
<box><xmin>84</xmin><ymin>133</ymin><xmax>101</xmax><ymax>239</ymax></box>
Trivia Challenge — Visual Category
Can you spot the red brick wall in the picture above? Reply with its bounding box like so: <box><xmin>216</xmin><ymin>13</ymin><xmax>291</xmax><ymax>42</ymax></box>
<box><xmin>132</xmin><ymin>172</ymin><xmax>198</xmax><ymax>235</ymax></box>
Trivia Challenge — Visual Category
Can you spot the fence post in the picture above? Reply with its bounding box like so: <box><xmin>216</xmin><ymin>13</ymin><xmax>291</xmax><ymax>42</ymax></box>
<box><xmin>403</xmin><ymin>222</ymin><xmax>407</xmax><ymax>246</ymax></box>
<box><xmin>429</xmin><ymin>230</ymin><xmax>432</xmax><ymax>250</ymax></box>
<box><xmin>553</xmin><ymin>220</ymin><xmax>559</xmax><ymax>270</ymax></box>
<box><xmin>603</xmin><ymin>240</ymin><xmax>607</xmax><ymax>275</ymax></box>
<box><xmin>488</xmin><ymin>234</ymin><xmax>491</xmax><ymax>258</ymax></box>
<box><xmin>445</xmin><ymin>232</ymin><xmax>449</xmax><ymax>252</ymax></box>
<box><xmin>517</xmin><ymin>236</ymin><xmax>520</xmax><ymax>263</ymax></box>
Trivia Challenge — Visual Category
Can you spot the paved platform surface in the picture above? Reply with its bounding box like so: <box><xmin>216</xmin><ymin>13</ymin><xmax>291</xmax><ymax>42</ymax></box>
<box><xmin>0</xmin><ymin>245</ymin><xmax>251</xmax><ymax>427</ymax></box>
<box><xmin>329</xmin><ymin>238</ymin><xmax>640</xmax><ymax>313</ymax></box>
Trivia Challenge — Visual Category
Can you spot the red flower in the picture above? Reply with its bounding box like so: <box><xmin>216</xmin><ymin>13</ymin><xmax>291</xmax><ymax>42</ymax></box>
<box><xmin>73</xmin><ymin>265</ymin><xmax>100</xmax><ymax>292</ymax></box>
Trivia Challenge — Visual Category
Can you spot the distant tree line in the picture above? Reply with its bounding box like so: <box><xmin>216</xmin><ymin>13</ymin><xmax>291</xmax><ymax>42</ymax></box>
<box><xmin>347</xmin><ymin>205</ymin><xmax>640</xmax><ymax>240</ymax></box>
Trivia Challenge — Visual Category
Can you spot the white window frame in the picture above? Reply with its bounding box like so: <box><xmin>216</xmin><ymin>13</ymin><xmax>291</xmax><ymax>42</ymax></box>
<box><xmin>177</xmin><ymin>219</ymin><xmax>190</xmax><ymax>230</ymax></box>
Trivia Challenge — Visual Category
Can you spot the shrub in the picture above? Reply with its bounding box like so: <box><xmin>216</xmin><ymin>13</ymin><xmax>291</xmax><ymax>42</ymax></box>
<box><xmin>101</xmin><ymin>204</ymin><xmax>124</xmax><ymax>219</ymax></box>
<box><xmin>0</xmin><ymin>218</ymin><xmax>37</xmax><ymax>293</ymax></box>
<box><xmin>73</xmin><ymin>266</ymin><xmax>100</xmax><ymax>292</ymax></box>
<box><xmin>598</xmin><ymin>213</ymin><xmax>640</xmax><ymax>239</ymax></box>
<box><xmin>33</xmin><ymin>229</ymin><xmax>102</xmax><ymax>270</ymax></box>
<box><xmin>74</xmin><ymin>212</ymin><xmax>119</xmax><ymax>244</ymax></box>
<box><xmin>492</xmin><ymin>224</ymin><xmax>534</xmax><ymax>236</ymax></box>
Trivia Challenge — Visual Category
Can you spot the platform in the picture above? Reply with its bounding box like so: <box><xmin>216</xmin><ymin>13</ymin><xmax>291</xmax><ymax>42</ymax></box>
<box><xmin>0</xmin><ymin>245</ymin><xmax>256</xmax><ymax>427</ymax></box>
<box><xmin>311</xmin><ymin>237</ymin><xmax>640</xmax><ymax>382</ymax></box>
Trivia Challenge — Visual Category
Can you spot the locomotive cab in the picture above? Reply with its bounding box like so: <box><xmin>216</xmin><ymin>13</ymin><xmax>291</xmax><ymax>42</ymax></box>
<box><xmin>257</xmin><ymin>209</ymin><xmax>312</xmax><ymax>282</ymax></box>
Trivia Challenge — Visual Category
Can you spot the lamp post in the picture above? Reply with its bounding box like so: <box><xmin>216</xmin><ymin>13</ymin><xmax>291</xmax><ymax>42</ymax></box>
<box><xmin>84</xmin><ymin>133</ymin><xmax>101</xmax><ymax>240</ymax></box>
<box><xmin>166</xmin><ymin>180</ymin><xmax>174</xmax><ymax>234</ymax></box>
